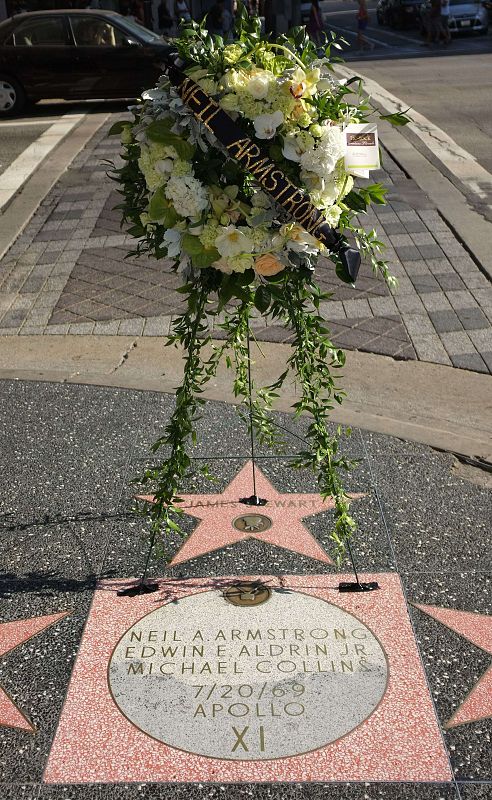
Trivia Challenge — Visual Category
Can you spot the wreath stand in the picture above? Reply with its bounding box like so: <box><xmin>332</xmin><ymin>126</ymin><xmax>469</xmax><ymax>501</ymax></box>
<box><xmin>118</xmin><ymin>318</ymin><xmax>379</xmax><ymax>598</ymax></box>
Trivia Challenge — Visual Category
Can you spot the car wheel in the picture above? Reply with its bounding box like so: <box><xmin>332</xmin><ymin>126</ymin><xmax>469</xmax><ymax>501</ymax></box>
<box><xmin>0</xmin><ymin>76</ymin><xmax>26</xmax><ymax>116</ymax></box>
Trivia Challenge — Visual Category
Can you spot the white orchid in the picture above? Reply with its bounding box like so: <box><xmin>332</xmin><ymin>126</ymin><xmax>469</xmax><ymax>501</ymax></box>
<box><xmin>282</xmin><ymin>133</ymin><xmax>303</xmax><ymax>163</ymax></box>
<box><xmin>253</xmin><ymin>111</ymin><xmax>284</xmax><ymax>140</ymax></box>
<box><xmin>282</xmin><ymin>132</ymin><xmax>313</xmax><ymax>162</ymax></box>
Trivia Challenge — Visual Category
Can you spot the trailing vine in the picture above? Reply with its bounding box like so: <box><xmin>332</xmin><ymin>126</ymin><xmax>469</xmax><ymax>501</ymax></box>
<box><xmin>112</xmin><ymin>8</ymin><xmax>409</xmax><ymax>566</ymax></box>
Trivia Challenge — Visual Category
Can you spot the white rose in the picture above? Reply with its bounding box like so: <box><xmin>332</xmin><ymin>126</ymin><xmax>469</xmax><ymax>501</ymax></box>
<box><xmin>246</xmin><ymin>70</ymin><xmax>272</xmax><ymax>100</ymax></box>
<box><xmin>155</xmin><ymin>159</ymin><xmax>174</xmax><ymax>175</ymax></box>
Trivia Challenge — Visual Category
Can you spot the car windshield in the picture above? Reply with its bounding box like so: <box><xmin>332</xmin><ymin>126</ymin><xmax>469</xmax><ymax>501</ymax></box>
<box><xmin>116</xmin><ymin>17</ymin><xmax>164</xmax><ymax>43</ymax></box>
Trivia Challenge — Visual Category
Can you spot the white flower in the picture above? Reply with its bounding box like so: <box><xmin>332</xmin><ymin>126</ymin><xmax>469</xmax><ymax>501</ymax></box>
<box><xmin>164</xmin><ymin>176</ymin><xmax>209</xmax><ymax>219</ymax></box>
<box><xmin>299</xmin><ymin>125</ymin><xmax>345</xmax><ymax>178</ymax></box>
<box><xmin>282</xmin><ymin>133</ymin><xmax>303</xmax><ymax>163</ymax></box>
<box><xmin>155</xmin><ymin>158</ymin><xmax>174</xmax><ymax>175</ymax></box>
<box><xmin>163</xmin><ymin>228</ymin><xmax>182</xmax><ymax>258</ymax></box>
<box><xmin>215</xmin><ymin>225</ymin><xmax>253</xmax><ymax>258</ymax></box>
<box><xmin>246</xmin><ymin>70</ymin><xmax>272</xmax><ymax>100</ymax></box>
<box><xmin>212</xmin><ymin>257</ymin><xmax>235</xmax><ymax>274</ymax></box>
<box><xmin>254</xmin><ymin>111</ymin><xmax>284</xmax><ymax>140</ymax></box>
<box><xmin>300</xmin><ymin>169</ymin><xmax>324</xmax><ymax>193</ymax></box>
<box><xmin>280</xmin><ymin>224</ymin><xmax>319</xmax><ymax>254</ymax></box>
<box><xmin>325</xmin><ymin>205</ymin><xmax>342</xmax><ymax>227</ymax></box>
<box><xmin>311</xmin><ymin>176</ymin><xmax>339</xmax><ymax>209</ymax></box>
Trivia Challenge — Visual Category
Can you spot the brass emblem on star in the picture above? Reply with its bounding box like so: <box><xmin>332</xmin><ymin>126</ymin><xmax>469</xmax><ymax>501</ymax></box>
<box><xmin>223</xmin><ymin>582</ymin><xmax>272</xmax><ymax>607</ymax></box>
<box><xmin>232</xmin><ymin>513</ymin><xmax>272</xmax><ymax>533</ymax></box>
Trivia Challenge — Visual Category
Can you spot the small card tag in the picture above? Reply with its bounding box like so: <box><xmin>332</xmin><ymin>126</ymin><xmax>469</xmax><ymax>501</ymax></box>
<box><xmin>344</xmin><ymin>123</ymin><xmax>380</xmax><ymax>174</ymax></box>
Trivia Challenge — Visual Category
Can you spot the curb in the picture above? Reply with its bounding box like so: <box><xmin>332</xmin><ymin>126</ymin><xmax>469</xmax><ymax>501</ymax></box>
<box><xmin>1</xmin><ymin>335</ymin><xmax>491</xmax><ymax>462</ymax></box>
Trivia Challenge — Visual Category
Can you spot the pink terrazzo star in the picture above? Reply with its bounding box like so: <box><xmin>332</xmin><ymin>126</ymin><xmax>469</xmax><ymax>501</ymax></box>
<box><xmin>414</xmin><ymin>603</ymin><xmax>492</xmax><ymax>729</ymax></box>
<box><xmin>136</xmin><ymin>460</ymin><xmax>364</xmax><ymax>566</ymax></box>
<box><xmin>0</xmin><ymin>611</ymin><xmax>69</xmax><ymax>732</ymax></box>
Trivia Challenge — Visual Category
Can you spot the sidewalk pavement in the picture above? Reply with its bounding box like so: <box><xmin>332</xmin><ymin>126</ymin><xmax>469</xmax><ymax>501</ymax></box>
<box><xmin>0</xmin><ymin>114</ymin><xmax>491</xmax><ymax>799</ymax></box>
<box><xmin>0</xmin><ymin>117</ymin><xmax>491</xmax><ymax>374</ymax></box>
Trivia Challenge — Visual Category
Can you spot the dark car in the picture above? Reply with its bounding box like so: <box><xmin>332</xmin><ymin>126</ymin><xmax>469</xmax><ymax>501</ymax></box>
<box><xmin>377</xmin><ymin>0</ymin><xmax>421</xmax><ymax>27</ymax></box>
<box><xmin>0</xmin><ymin>10</ymin><xmax>171</xmax><ymax>116</ymax></box>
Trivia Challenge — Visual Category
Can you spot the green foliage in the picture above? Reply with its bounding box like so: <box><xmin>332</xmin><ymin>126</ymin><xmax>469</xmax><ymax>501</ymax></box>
<box><xmin>379</xmin><ymin>109</ymin><xmax>411</xmax><ymax>127</ymax></box>
<box><xmin>146</xmin><ymin>121</ymin><xmax>195</xmax><ymax>160</ymax></box>
<box><xmin>109</xmin><ymin>13</ymin><xmax>406</xmax><ymax>569</ymax></box>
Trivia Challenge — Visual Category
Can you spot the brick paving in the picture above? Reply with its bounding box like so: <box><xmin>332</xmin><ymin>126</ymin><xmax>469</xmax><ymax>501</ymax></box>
<box><xmin>0</xmin><ymin>117</ymin><xmax>491</xmax><ymax>374</ymax></box>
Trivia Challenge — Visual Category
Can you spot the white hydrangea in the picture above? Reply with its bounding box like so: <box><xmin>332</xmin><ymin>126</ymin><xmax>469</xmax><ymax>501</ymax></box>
<box><xmin>299</xmin><ymin>126</ymin><xmax>346</xmax><ymax>178</ymax></box>
<box><xmin>138</xmin><ymin>142</ymin><xmax>179</xmax><ymax>191</ymax></box>
<box><xmin>164</xmin><ymin>176</ymin><xmax>209</xmax><ymax>219</ymax></box>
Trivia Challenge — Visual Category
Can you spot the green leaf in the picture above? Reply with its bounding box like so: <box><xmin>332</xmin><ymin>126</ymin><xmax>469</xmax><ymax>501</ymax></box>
<box><xmin>108</xmin><ymin>120</ymin><xmax>131</xmax><ymax>136</ymax></box>
<box><xmin>360</xmin><ymin>183</ymin><xmax>387</xmax><ymax>205</ymax></box>
<box><xmin>181</xmin><ymin>233</ymin><xmax>205</xmax><ymax>256</ymax></box>
<box><xmin>344</xmin><ymin>190</ymin><xmax>367</xmax><ymax>213</ymax></box>
<box><xmin>127</xmin><ymin>224</ymin><xmax>145</xmax><ymax>237</ymax></box>
<box><xmin>146</xmin><ymin>122</ymin><xmax>195</xmax><ymax>160</ymax></box>
<box><xmin>192</xmin><ymin>247</ymin><xmax>220</xmax><ymax>267</ymax></box>
<box><xmin>379</xmin><ymin>109</ymin><xmax>411</xmax><ymax>127</ymax></box>
<box><xmin>254</xmin><ymin>284</ymin><xmax>271</xmax><ymax>313</ymax></box>
<box><xmin>148</xmin><ymin>188</ymin><xmax>179</xmax><ymax>226</ymax></box>
<box><xmin>148</xmin><ymin>187</ymin><xmax>166</xmax><ymax>220</ymax></box>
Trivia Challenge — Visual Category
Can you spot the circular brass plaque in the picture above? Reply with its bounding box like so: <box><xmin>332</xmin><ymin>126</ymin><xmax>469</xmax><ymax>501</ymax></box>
<box><xmin>232</xmin><ymin>513</ymin><xmax>272</xmax><ymax>533</ymax></box>
<box><xmin>108</xmin><ymin>590</ymin><xmax>388</xmax><ymax>760</ymax></box>
<box><xmin>223</xmin><ymin>582</ymin><xmax>272</xmax><ymax>607</ymax></box>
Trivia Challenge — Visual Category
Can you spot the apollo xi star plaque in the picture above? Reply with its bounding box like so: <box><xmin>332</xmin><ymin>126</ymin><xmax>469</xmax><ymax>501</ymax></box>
<box><xmin>108</xmin><ymin>587</ymin><xmax>388</xmax><ymax>760</ymax></box>
<box><xmin>44</xmin><ymin>574</ymin><xmax>453</xmax><ymax>783</ymax></box>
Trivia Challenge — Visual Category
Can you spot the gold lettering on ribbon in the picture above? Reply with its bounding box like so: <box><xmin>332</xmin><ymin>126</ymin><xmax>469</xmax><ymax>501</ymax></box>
<box><xmin>227</xmin><ymin>138</ymin><xmax>251</xmax><ymax>159</ymax></box>
<box><xmin>171</xmin><ymin>69</ymin><xmax>337</xmax><ymax>250</ymax></box>
<box><xmin>237</xmin><ymin>143</ymin><xmax>262</xmax><ymax>171</ymax></box>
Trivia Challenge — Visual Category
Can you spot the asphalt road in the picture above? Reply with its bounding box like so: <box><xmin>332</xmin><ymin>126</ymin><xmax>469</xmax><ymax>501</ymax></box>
<box><xmin>0</xmin><ymin>99</ymin><xmax>128</xmax><ymax>175</ymax></box>
<box><xmin>0</xmin><ymin>13</ymin><xmax>491</xmax><ymax>187</ymax></box>
<box><xmin>0</xmin><ymin>120</ymin><xmax>49</xmax><ymax>177</ymax></box>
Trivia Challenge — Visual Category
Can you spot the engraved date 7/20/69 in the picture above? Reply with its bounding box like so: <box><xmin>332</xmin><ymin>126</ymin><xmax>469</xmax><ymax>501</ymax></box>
<box><xmin>192</xmin><ymin>682</ymin><xmax>305</xmax><ymax>701</ymax></box>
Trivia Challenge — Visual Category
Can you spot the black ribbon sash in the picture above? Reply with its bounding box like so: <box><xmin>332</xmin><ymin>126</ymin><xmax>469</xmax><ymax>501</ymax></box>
<box><xmin>164</xmin><ymin>61</ymin><xmax>360</xmax><ymax>282</ymax></box>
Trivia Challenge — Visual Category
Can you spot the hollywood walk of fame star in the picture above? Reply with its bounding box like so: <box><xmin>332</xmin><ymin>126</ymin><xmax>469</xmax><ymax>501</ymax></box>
<box><xmin>0</xmin><ymin>611</ymin><xmax>70</xmax><ymax>732</ymax></box>
<box><xmin>413</xmin><ymin>603</ymin><xmax>492</xmax><ymax>729</ymax></box>
<box><xmin>136</xmin><ymin>460</ymin><xmax>364</xmax><ymax>566</ymax></box>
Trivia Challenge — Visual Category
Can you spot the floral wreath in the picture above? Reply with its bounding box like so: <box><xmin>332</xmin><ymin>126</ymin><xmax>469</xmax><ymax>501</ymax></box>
<box><xmin>111</xmin><ymin>8</ymin><xmax>408</xmax><ymax>564</ymax></box>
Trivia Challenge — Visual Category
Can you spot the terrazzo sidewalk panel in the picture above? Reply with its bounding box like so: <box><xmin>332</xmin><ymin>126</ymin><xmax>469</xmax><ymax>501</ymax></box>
<box><xmin>43</xmin><ymin>573</ymin><xmax>451</xmax><ymax>784</ymax></box>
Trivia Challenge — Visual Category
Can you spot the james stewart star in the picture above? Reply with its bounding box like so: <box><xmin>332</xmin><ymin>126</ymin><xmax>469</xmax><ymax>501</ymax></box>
<box><xmin>136</xmin><ymin>460</ymin><xmax>363</xmax><ymax>566</ymax></box>
<box><xmin>0</xmin><ymin>611</ymin><xmax>69</xmax><ymax>732</ymax></box>
<box><xmin>413</xmin><ymin>603</ymin><xmax>492</xmax><ymax>729</ymax></box>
